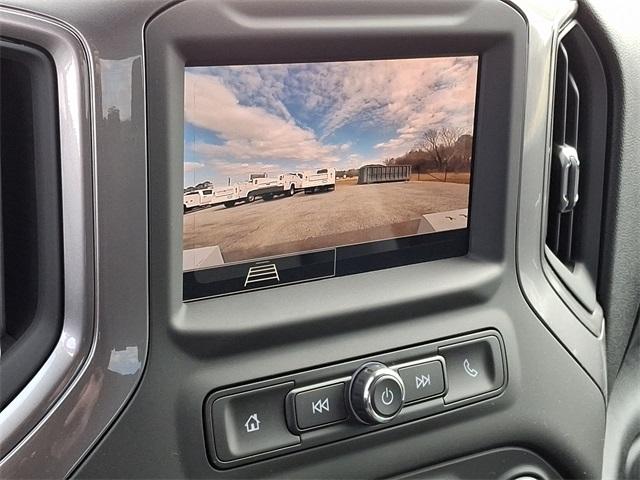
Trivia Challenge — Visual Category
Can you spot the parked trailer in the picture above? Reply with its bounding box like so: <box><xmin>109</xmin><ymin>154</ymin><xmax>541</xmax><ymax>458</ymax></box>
<box><xmin>357</xmin><ymin>164</ymin><xmax>411</xmax><ymax>184</ymax></box>
<box><xmin>301</xmin><ymin>167</ymin><xmax>336</xmax><ymax>193</ymax></box>
<box><xmin>183</xmin><ymin>188</ymin><xmax>214</xmax><ymax>212</ymax></box>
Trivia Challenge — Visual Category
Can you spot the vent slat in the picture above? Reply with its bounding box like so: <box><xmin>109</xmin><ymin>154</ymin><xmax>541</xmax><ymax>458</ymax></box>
<box><xmin>566</xmin><ymin>73</ymin><xmax>580</xmax><ymax>148</ymax></box>
<box><xmin>553</xmin><ymin>44</ymin><xmax>569</xmax><ymax>145</ymax></box>
<box><xmin>557</xmin><ymin>210</ymin><xmax>574</xmax><ymax>263</ymax></box>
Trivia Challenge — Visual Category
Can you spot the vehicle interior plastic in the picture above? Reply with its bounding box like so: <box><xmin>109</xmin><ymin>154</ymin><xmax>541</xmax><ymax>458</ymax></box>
<box><xmin>0</xmin><ymin>0</ymin><xmax>637</xmax><ymax>479</ymax></box>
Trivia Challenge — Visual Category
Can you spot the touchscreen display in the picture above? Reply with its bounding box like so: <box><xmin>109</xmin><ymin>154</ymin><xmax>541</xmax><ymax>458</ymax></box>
<box><xmin>183</xmin><ymin>56</ymin><xmax>478</xmax><ymax>299</ymax></box>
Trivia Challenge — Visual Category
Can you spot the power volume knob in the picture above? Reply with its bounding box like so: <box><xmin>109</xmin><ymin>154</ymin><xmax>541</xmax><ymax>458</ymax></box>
<box><xmin>349</xmin><ymin>362</ymin><xmax>405</xmax><ymax>425</ymax></box>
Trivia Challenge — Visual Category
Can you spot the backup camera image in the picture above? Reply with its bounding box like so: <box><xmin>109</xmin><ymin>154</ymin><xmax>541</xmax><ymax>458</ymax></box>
<box><xmin>183</xmin><ymin>56</ymin><xmax>478</xmax><ymax>296</ymax></box>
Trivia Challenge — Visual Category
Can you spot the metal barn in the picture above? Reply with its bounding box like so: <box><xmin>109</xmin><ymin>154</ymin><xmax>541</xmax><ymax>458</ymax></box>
<box><xmin>357</xmin><ymin>164</ymin><xmax>411</xmax><ymax>184</ymax></box>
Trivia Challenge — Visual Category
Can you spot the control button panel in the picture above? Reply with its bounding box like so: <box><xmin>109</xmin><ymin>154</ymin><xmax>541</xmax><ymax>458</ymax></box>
<box><xmin>205</xmin><ymin>330</ymin><xmax>506</xmax><ymax>469</ymax></box>
<box><xmin>398</xmin><ymin>360</ymin><xmax>446</xmax><ymax>403</ymax></box>
<box><xmin>210</xmin><ymin>383</ymin><xmax>300</xmax><ymax>462</ymax></box>
<box><xmin>292</xmin><ymin>382</ymin><xmax>348</xmax><ymax>430</ymax></box>
<box><xmin>439</xmin><ymin>336</ymin><xmax>504</xmax><ymax>403</ymax></box>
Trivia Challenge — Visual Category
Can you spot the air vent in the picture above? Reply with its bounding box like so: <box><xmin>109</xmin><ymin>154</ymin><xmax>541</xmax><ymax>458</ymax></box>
<box><xmin>544</xmin><ymin>23</ymin><xmax>607</xmax><ymax>328</ymax></box>
<box><xmin>547</xmin><ymin>42</ymin><xmax>580</xmax><ymax>264</ymax></box>
<box><xmin>0</xmin><ymin>39</ymin><xmax>63</xmax><ymax>409</ymax></box>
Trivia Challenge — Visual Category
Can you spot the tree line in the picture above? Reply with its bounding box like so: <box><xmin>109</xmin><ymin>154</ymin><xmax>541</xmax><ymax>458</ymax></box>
<box><xmin>384</xmin><ymin>127</ymin><xmax>473</xmax><ymax>182</ymax></box>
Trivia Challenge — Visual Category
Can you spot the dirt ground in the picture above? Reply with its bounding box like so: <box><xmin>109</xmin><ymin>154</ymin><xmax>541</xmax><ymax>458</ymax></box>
<box><xmin>183</xmin><ymin>180</ymin><xmax>469</xmax><ymax>263</ymax></box>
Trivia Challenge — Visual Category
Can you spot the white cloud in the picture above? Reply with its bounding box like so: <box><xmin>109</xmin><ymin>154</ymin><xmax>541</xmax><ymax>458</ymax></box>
<box><xmin>206</xmin><ymin>158</ymin><xmax>280</xmax><ymax>179</ymax></box>
<box><xmin>184</xmin><ymin>161</ymin><xmax>204</xmax><ymax>173</ymax></box>
<box><xmin>286</xmin><ymin>57</ymin><xmax>478</xmax><ymax>158</ymax></box>
<box><xmin>185</xmin><ymin>73</ymin><xmax>340</xmax><ymax>165</ymax></box>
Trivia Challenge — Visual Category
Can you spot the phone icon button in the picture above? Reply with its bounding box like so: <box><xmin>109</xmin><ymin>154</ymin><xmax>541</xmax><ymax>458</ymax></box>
<box><xmin>463</xmin><ymin>358</ymin><xmax>479</xmax><ymax>378</ymax></box>
<box><xmin>439</xmin><ymin>335</ymin><xmax>505</xmax><ymax>404</ymax></box>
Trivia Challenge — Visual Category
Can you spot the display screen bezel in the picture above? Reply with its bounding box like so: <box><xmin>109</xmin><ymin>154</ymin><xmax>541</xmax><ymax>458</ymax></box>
<box><xmin>143</xmin><ymin>0</ymin><xmax>524</xmax><ymax>318</ymax></box>
<box><xmin>182</xmin><ymin>55</ymin><xmax>480</xmax><ymax>300</ymax></box>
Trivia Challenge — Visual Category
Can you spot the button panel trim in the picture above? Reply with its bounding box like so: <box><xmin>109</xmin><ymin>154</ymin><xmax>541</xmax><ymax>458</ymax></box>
<box><xmin>204</xmin><ymin>330</ymin><xmax>507</xmax><ymax>470</ymax></box>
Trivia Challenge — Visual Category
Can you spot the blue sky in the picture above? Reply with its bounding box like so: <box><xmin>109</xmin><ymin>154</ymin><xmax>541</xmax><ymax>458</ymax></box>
<box><xmin>184</xmin><ymin>57</ymin><xmax>477</xmax><ymax>187</ymax></box>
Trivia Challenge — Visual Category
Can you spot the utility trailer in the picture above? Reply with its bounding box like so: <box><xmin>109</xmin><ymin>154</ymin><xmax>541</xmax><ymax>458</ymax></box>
<box><xmin>213</xmin><ymin>177</ymin><xmax>287</xmax><ymax>208</ymax></box>
<box><xmin>183</xmin><ymin>188</ymin><xmax>214</xmax><ymax>212</ymax></box>
<box><xmin>301</xmin><ymin>167</ymin><xmax>336</xmax><ymax>193</ymax></box>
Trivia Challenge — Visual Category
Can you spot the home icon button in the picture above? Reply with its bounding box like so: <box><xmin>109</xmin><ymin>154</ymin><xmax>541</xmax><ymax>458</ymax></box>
<box><xmin>211</xmin><ymin>383</ymin><xmax>300</xmax><ymax>461</ymax></box>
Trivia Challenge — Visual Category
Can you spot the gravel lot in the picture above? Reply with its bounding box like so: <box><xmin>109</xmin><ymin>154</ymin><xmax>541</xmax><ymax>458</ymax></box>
<box><xmin>183</xmin><ymin>181</ymin><xmax>469</xmax><ymax>262</ymax></box>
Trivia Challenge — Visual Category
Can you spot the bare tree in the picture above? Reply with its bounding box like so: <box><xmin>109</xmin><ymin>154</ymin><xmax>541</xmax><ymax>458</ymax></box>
<box><xmin>419</xmin><ymin>127</ymin><xmax>463</xmax><ymax>181</ymax></box>
<box><xmin>421</xmin><ymin>129</ymin><xmax>443</xmax><ymax>170</ymax></box>
<box><xmin>440</xmin><ymin>127</ymin><xmax>461</xmax><ymax>148</ymax></box>
<box><xmin>440</xmin><ymin>127</ymin><xmax>462</xmax><ymax>181</ymax></box>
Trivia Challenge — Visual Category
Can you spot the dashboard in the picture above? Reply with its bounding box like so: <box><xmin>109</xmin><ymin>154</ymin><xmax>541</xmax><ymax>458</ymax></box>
<box><xmin>0</xmin><ymin>1</ymin><xmax>638</xmax><ymax>479</ymax></box>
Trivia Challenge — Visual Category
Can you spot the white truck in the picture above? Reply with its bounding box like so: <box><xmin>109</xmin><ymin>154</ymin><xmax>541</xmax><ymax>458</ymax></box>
<box><xmin>210</xmin><ymin>184</ymin><xmax>243</xmax><ymax>208</ymax></box>
<box><xmin>278</xmin><ymin>172</ymin><xmax>303</xmax><ymax>197</ymax></box>
<box><xmin>206</xmin><ymin>169</ymin><xmax>329</xmax><ymax>209</ymax></box>
<box><xmin>212</xmin><ymin>177</ymin><xmax>288</xmax><ymax>208</ymax></box>
<box><xmin>300</xmin><ymin>167</ymin><xmax>336</xmax><ymax>193</ymax></box>
<box><xmin>183</xmin><ymin>188</ymin><xmax>214</xmax><ymax>212</ymax></box>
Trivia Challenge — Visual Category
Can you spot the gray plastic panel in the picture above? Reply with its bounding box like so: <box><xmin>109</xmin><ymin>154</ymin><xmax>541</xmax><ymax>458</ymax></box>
<box><xmin>512</xmin><ymin>1</ymin><xmax>608</xmax><ymax>392</ymax></box>
<box><xmin>0</xmin><ymin>6</ymin><xmax>95</xmax><ymax>466</ymax></box>
<box><xmin>577</xmin><ymin>0</ymin><xmax>640</xmax><ymax>389</ymax></box>
<box><xmin>392</xmin><ymin>447</ymin><xmax>561</xmax><ymax>480</ymax></box>
<box><xmin>603</xmin><ymin>319</ymin><xmax>640</xmax><ymax>479</ymax></box>
<box><xmin>0</xmin><ymin>2</ymin><xmax>158</xmax><ymax>477</ymax></box>
<box><xmin>72</xmin><ymin>0</ymin><xmax>605</xmax><ymax>478</ymax></box>
<box><xmin>0</xmin><ymin>0</ymin><xmax>609</xmax><ymax>478</ymax></box>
